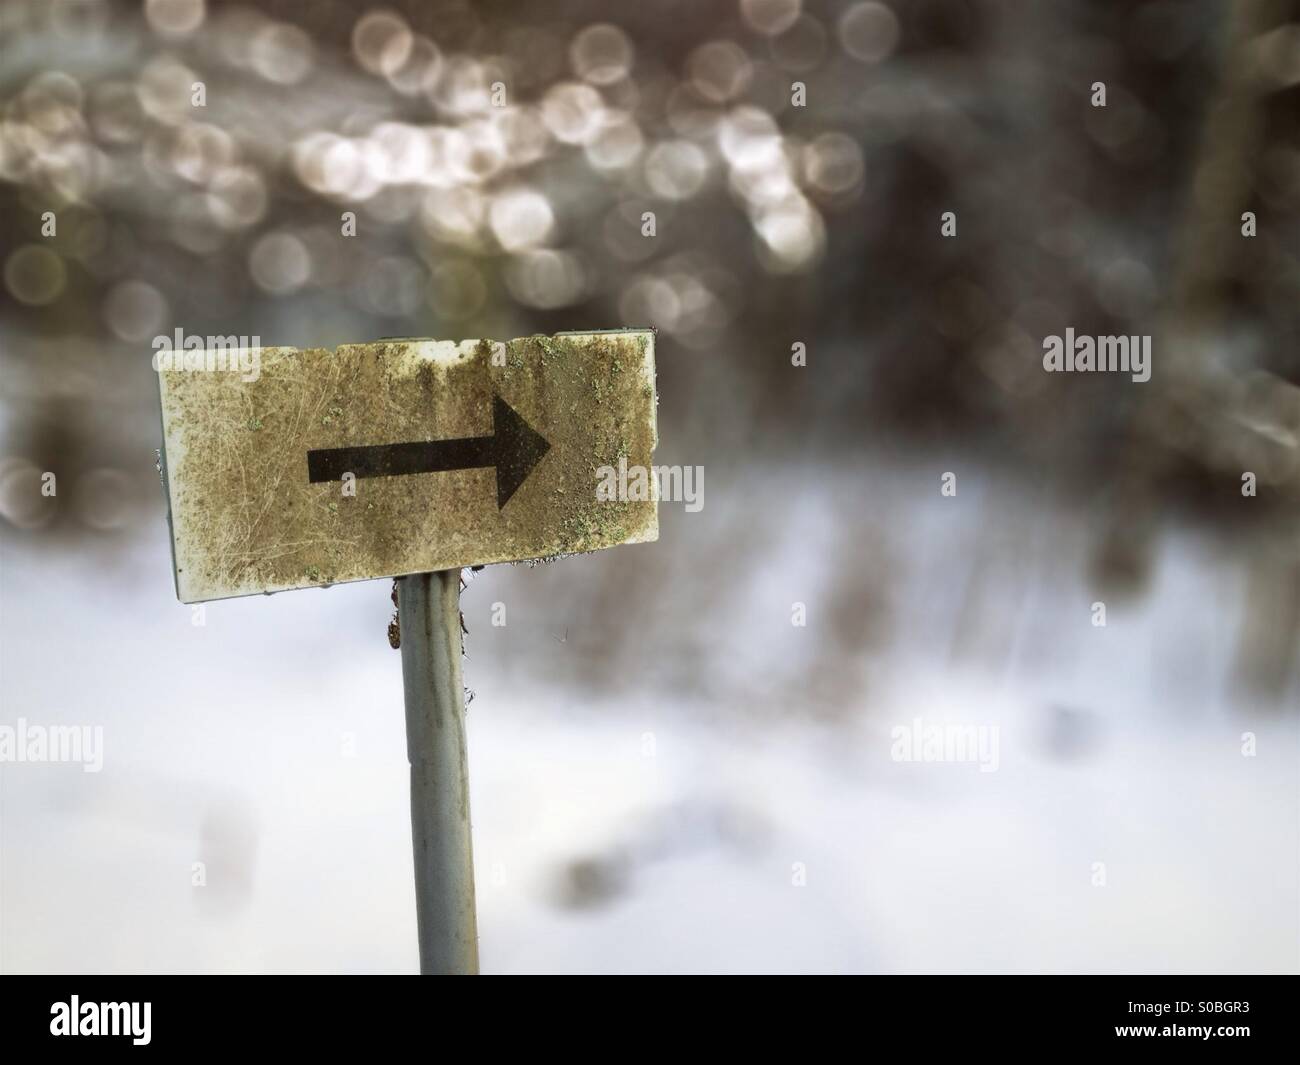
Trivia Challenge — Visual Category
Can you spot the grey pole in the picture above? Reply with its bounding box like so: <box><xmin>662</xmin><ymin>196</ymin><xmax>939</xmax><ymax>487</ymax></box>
<box><xmin>397</xmin><ymin>570</ymin><xmax>479</xmax><ymax>975</ymax></box>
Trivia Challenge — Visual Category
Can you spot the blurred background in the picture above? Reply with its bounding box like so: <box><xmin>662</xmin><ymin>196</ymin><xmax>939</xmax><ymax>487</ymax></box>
<box><xmin>1</xmin><ymin>0</ymin><xmax>1297</xmax><ymax>973</ymax></box>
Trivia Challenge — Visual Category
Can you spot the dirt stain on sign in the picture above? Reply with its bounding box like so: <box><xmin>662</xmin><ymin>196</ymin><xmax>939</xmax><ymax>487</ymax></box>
<box><xmin>158</xmin><ymin>330</ymin><xmax>658</xmax><ymax>602</ymax></box>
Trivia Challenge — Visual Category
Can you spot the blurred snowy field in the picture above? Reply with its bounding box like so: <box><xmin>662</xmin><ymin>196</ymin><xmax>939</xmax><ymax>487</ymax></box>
<box><xmin>0</xmin><ymin>462</ymin><xmax>1296</xmax><ymax>974</ymax></box>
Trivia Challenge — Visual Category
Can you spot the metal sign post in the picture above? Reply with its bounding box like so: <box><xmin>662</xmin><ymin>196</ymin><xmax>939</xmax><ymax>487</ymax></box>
<box><xmin>398</xmin><ymin>569</ymin><xmax>478</xmax><ymax>975</ymax></box>
<box><xmin>155</xmin><ymin>330</ymin><xmax>658</xmax><ymax>973</ymax></box>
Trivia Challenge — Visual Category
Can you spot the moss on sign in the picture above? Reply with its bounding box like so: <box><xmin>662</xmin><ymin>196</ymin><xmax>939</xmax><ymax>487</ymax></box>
<box><xmin>157</xmin><ymin>331</ymin><xmax>658</xmax><ymax>602</ymax></box>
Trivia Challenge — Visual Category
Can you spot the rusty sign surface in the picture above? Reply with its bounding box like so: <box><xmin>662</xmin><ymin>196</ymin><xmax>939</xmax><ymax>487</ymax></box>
<box><xmin>157</xmin><ymin>330</ymin><xmax>658</xmax><ymax>603</ymax></box>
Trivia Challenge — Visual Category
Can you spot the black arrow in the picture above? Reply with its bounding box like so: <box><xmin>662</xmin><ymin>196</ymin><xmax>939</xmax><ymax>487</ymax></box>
<box><xmin>307</xmin><ymin>393</ymin><xmax>550</xmax><ymax>509</ymax></box>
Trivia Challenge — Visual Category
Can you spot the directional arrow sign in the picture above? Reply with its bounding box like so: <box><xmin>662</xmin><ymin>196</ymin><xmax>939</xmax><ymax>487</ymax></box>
<box><xmin>305</xmin><ymin>394</ymin><xmax>552</xmax><ymax>509</ymax></box>
<box><xmin>157</xmin><ymin>331</ymin><xmax>657</xmax><ymax>602</ymax></box>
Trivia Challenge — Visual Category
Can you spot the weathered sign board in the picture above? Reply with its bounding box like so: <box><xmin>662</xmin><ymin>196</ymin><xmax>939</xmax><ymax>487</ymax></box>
<box><xmin>157</xmin><ymin>330</ymin><xmax>658</xmax><ymax>603</ymax></box>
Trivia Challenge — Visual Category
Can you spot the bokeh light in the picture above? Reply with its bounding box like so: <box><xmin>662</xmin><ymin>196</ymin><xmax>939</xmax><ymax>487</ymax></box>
<box><xmin>249</xmin><ymin>231</ymin><xmax>312</xmax><ymax>293</ymax></box>
<box><xmin>838</xmin><ymin>2</ymin><xmax>901</xmax><ymax>64</ymax></box>
<box><xmin>103</xmin><ymin>280</ymin><xmax>168</xmax><ymax>341</ymax></box>
<box><xmin>5</xmin><ymin>245</ymin><xmax>66</xmax><ymax>306</ymax></box>
<box><xmin>145</xmin><ymin>0</ymin><xmax>205</xmax><ymax>38</ymax></box>
<box><xmin>740</xmin><ymin>0</ymin><xmax>803</xmax><ymax>38</ymax></box>
<box><xmin>488</xmin><ymin>187</ymin><xmax>555</xmax><ymax>251</ymax></box>
<box><xmin>570</xmin><ymin>24</ymin><xmax>635</xmax><ymax>86</ymax></box>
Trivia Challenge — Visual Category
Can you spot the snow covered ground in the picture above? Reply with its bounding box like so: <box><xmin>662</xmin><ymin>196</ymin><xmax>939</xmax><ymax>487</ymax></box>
<box><xmin>1</xmin><ymin>463</ymin><xmax>1296</xmax><ymax>973</ymax></box>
